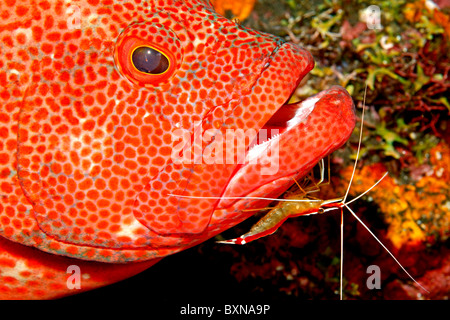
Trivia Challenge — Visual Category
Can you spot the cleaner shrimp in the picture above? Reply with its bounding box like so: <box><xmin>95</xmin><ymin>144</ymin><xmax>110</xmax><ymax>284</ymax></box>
<box><xmin>215</xmin><ymin>86</ymin><xmax>430</xmax><ymax>299</ymax></box>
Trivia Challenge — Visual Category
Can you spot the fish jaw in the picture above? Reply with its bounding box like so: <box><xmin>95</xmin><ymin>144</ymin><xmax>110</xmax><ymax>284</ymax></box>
<box><xmin>217</xmin><ymin>85</ymin><xmax>356</xmax><ymax>209</ymax></box>
<box><xmin>207</xmin><ymin>86</ymin><xmax>355</xmax><ymax>234</ymax></box>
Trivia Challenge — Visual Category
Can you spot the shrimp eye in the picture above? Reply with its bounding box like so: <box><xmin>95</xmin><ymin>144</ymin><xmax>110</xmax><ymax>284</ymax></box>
<box><xmin>318</xmin><ymin>207</ymin><xmax>325</xmax><ymax>214</ymax></box>
<box><xmin>131</xmin><ymin>46</ymin><xmax>169</xmax><ymax>75</ymax></box>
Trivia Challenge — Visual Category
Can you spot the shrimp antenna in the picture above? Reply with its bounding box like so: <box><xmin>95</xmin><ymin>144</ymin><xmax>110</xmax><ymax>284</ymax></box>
<box><xmin>339</xmin><ymin>84</ymin><xmax>367</xmax><ymax>299</ymax></box>
<box><xmin>343</xmin><ymin>84</ymin><xmax>367</xmax><ymax>204</ymax></box>
<box><xmin>338</xmin><ymin>84</ymin><xmax>429</xmax><ymax>298</ymax></box>
<box><xmin>168</xmin><ymin>194</ymin><xmax>322</xmax><ymax>202</ymax></box>
<box><xmin>339</xmin><ymin>84</ymin><xmax>366</xmax><ymax>299</ymax></box>
<box><xmin>344</xmin><ymin>203</ymin><xmax>429</xmax><ymax>294</ymax></box>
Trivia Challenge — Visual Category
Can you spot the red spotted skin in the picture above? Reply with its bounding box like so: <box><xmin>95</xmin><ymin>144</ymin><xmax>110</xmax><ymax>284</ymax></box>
<box><xmin>0</xmin><ymin>0</ymin><xmax>355</xmax><ymax>299</ymax></box>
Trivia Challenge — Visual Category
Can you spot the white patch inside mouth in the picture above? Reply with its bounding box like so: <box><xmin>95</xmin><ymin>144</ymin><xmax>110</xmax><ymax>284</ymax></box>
<box><xmin>246</xmin><ymin>96</ymin><xmax>319</xmax><ymax>162</ymax></box>
<box><xmin>246</xmin><ymin>133</ymin><xmax>280</xmax><ymax>164</ymax></box>
<box><xmin>285</xmin><ymin>96</ymin><xmax>320</xmax><ymax>131</ymax></box>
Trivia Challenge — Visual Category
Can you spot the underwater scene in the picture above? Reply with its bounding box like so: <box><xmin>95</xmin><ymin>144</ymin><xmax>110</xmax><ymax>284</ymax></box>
<box><xmin>78</xmin><ymin>0</ymin><xmax>449</xmax><ymax>302</ymax></box>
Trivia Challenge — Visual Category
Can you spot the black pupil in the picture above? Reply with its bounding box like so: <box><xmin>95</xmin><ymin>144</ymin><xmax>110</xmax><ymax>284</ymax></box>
<box><xmin>132</xmin><ymin>47</ymin><xmax>169</xmax><ymax>74</ymax></box>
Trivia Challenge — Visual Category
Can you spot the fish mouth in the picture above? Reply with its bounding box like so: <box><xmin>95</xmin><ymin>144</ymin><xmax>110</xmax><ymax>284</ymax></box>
<box><xmin>218</xmin><ymin>84</ymin><xmax>356</xmax><ymax>209</ymax></box>
<box><xmin>246</xmin><ymin>92</ymin><xmax>320</xmax><ymax>161</ymax></box>
<box><xmin>246</xmin><ymin>85</ymin><xmax>351</xmax><ymax>164</ymax></box>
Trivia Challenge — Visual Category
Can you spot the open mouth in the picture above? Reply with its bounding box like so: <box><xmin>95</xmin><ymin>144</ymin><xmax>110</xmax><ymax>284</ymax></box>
<box><xmin>217</xmin><ymin>84</ymin><xmax>355</xmax><ymax>210</ymax></box>
<box><xmin>262</xmin><ymin>96</ymin><xmax>319</xmax><ymax>132</ymax></box>
<box><xmin>245</xmin><ymin>84</ymin><xmax>356</xmax><ymax>165</ymax></box>
<box><xmin>246</xmin><ymin>92</ymin><xmax>321</xmax><ymax>163</ymax></box>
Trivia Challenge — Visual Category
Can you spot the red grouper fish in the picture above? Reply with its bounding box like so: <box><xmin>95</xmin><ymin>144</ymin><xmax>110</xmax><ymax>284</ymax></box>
<box><xmin>0</xmin><ymin>0</ymin><xmax>356</xmax><ymax>299</ymax></box>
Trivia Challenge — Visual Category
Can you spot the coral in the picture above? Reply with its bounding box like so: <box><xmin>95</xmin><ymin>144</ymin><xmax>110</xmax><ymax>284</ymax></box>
<box><xmin>210</xmin><ymin>141</ymin><xmax>450</xmax><ymax>299</ymax></box>
<box><xmin>329</xmin><ymin>142</ymin><xmax>449</xmax><ymax>249</ymax></box>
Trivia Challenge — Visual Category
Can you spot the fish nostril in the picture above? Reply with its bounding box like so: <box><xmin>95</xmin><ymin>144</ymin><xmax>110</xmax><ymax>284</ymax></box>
<box><xmin>131</xmin><ymin>46</ymin><xmax>170</xmax><ymax>75</ymax></box>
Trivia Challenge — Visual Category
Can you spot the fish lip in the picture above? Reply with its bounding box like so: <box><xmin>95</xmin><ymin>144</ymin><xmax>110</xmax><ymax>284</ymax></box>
<box><xmin>245</xmin><ymin>83</ymin><xmax>324</xmax><ymax>161</ymax></box>
<box><xmin>246</xmin><ymin>84</ymin><xmax>356</xmax><ymax>159</ymax></box>
<box><xmin>217</xmin><ymin>85</ymin><xmax>355</xmax><ymax>209</ymax></box>
<box><xmin>245</xmin><ymin>93</ymin><xmax>319</xmax><ymax>163</ymax></box>
<box><xmin>245</xmin><ymin>42</ymin><xmax>316</xmax><ymax>150</ymax></box>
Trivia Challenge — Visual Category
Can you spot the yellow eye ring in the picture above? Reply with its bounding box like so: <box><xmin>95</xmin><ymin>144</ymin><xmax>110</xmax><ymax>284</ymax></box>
<box><xmin>130</xmin><ymin>46</ymin><xmax>171</xmax><ymax>75</ymax></box>
<box><xmin>114</xmin><ymin>21</ymin><xmax>183</xmax><ymax>87</ymax></box>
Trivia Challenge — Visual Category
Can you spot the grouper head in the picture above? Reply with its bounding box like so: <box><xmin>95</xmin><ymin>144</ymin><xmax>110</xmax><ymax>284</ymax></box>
<box><xmin>1</xmin><ymin>0</ymin><xmax>355</xmax><ymax>265</ymax></box>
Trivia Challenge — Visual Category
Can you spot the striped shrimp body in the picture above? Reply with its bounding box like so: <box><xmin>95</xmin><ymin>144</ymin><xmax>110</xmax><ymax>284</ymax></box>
<box><xmin>217</xmin><ymin>197</ymin><xmax>341</xmax><ymax>245</ymax></box>
<box><xmin>218</xmin><ymin>159</ymin><xmax>342</xmax><ymax>245</ymax></box>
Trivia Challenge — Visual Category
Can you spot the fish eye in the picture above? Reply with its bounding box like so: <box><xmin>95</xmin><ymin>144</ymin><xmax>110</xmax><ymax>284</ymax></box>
<box><xmin>114</xmin><ymin>21</ymin><xmax>183</xmax><ymax>87</ymax></box>
<box><xmin>318</xmin><ymin>207</ymin><xmax>325</xmax><ymax>214</ymax></box>
<box><xmin>131</xmin><ymin>46</ymin><xmax>170</xmax><ymax>75</ymax></box>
